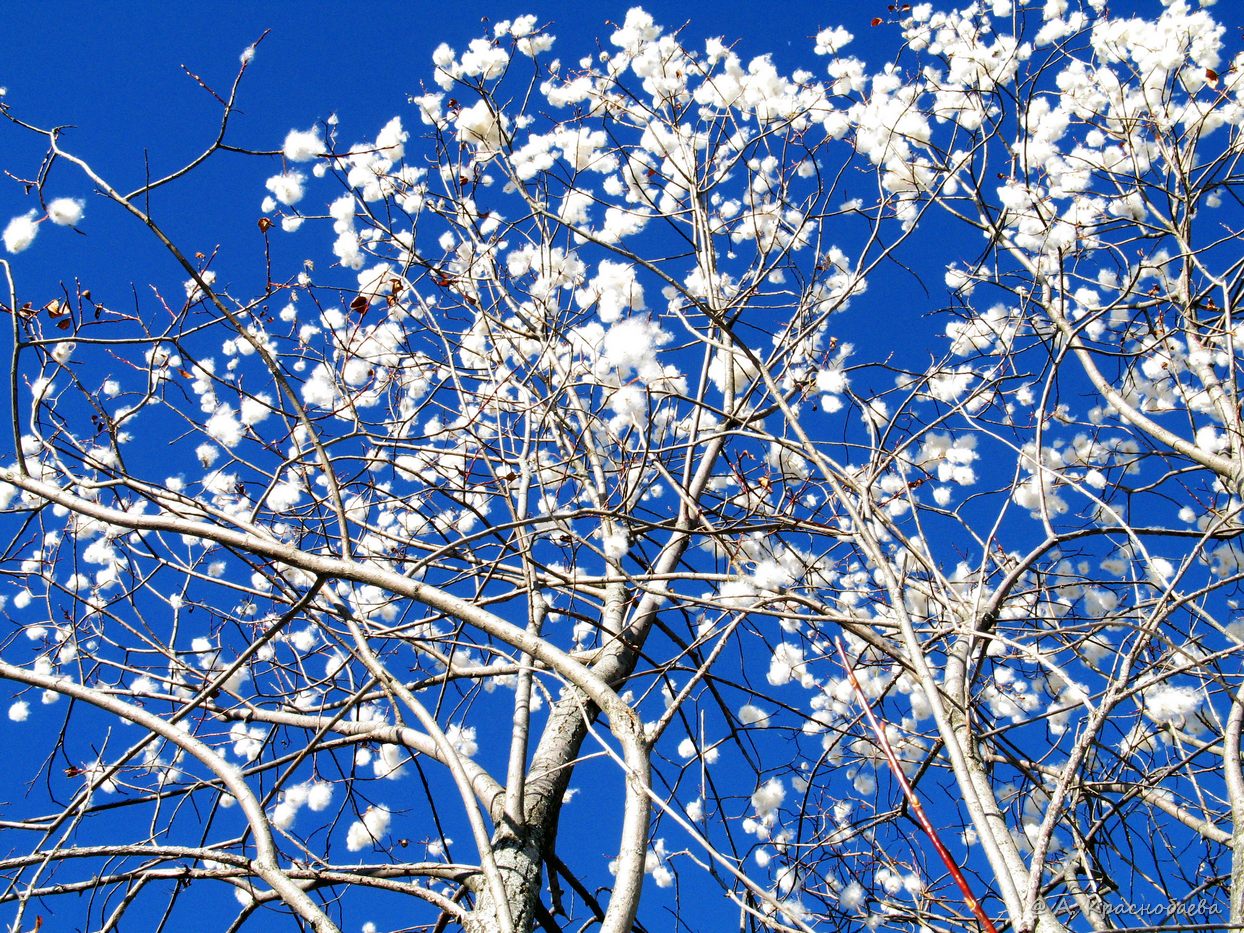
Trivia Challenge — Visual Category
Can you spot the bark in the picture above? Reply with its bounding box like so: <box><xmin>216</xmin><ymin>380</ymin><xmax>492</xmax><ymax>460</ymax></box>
<box><xmin>1224</xmin><ymin>684</ymin><xmax>1244</xmax><ymax>927</ymax></box>
<box><xmin>464</xmin><ymin>832</ymin><xmax>544</xmax><ymax>933</ymax></box>
<box><xmin>465</xmin><ymin>678</ymin><xmax>616</xmax><ymax>931</ymax></box>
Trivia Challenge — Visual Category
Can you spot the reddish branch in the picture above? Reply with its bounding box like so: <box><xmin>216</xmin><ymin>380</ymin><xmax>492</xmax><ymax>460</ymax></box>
<box><xmin>835</xmin><ymin>637</ymin><xmax>999</xmax><ymax>933</ymax></box>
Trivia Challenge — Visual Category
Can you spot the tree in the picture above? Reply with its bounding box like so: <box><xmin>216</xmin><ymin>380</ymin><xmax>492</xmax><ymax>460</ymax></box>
<box><xmin>1</xmin><ymin>2</ymin><xmax>1244</xmax><ymax>931</ymax></box>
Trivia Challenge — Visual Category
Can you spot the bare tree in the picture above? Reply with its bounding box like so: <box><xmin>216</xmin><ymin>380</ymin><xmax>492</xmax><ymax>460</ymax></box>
<box><xmin>2</xmin><ymin>3</ymin><xmax>1244</xmax><ymax>932</ymax></box>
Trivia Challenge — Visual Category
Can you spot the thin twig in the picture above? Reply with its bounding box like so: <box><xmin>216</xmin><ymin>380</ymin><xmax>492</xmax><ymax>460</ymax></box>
<box><xmin>836</xmin><ymin>636</ymin><xmax>999</xmax><ymax>933</ymax></box>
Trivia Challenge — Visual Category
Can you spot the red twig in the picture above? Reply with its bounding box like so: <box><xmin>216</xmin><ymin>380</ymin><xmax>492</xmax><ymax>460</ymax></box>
<box><xmin>835</xmin><ymin>636</ymin><xmax>999</xmax><ymax>933</ymax></box>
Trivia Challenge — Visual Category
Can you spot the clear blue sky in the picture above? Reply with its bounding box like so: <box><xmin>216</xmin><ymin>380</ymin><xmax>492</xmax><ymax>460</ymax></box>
<box><xmin>1</xmin><ymin>2</ymin><xmax>889</xmax><ymax>170</ymax></box>
<box><xmin>5</xmin><ymin>3</ymin><xmax>1244</xmax><ymax>932</ymax></box>
<box><xmin>0</xmin><ymin>1</ymin><xmax>930</xmax><ymax>381</ymax></box>
<box><xmin>0</xmin><ymin>9</ymin><xmax>908</xmax><ymax>931</ymax></box>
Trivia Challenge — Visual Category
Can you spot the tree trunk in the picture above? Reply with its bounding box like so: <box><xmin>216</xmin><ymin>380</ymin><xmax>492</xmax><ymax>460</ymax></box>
<box><xmin>464</xmin><ymin>832</ymin><xmax>544</xmax><ymax>933</ymax></box>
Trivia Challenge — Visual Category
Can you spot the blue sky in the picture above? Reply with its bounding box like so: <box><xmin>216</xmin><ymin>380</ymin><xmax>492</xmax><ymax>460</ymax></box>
<box><xmin>1</xmin><ymin>3</ymin><xmax>886</xmax><ymax>164</ymax></box>
<box><xmin>0</xmin><ymin>2</ymin><xmax>937</xmax><ymax>394</ymax></box>
<box><xmin>0</xmin><ymin>9</ymin><xmax>910</xmax><ymax>930</ymax></box>
<box><xmin>5</xmin><ymin>2</ymin><xmax>1244</xmax><ymax>932</ymax></box>
<box><xmin>3</xmin><ymin>3</ymin><xmax>838</xmax><ymax>302</ymax></box>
